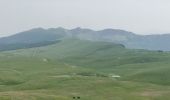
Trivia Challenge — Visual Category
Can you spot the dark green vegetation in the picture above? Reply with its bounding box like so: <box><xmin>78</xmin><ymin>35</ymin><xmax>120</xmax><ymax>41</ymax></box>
<box><xmin>0</xmin><ymin>40</ymin><xmax>60</xmax><ymax>51</ymax></box>
<box><xmin>0</xmin><ymin>39</ymin><xmax>170</xmax><ymax>100</ymax></box>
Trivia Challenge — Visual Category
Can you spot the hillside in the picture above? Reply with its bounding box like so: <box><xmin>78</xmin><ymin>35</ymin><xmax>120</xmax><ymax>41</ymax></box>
<box><xmin>0</xmin><ymin>39</ymin><xmax>170</xmax><ymax>100</ymax></box>
<box><xmin>10</xmin><ymin>39</ymin><xmax>170</xmax><ymax>84</ymax></box>
<box><xmin>0</xmin><ymin>28</ymin><xmax>65</xmax><ymax>44</ymax></box>
<box><xmin>1</xmin><ymin>39</ymin><xmax>170</xmax><ymax>99</ymax></box>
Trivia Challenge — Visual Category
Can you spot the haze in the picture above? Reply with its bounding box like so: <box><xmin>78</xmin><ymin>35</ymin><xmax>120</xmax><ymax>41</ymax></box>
<box><xmin>0</xmin><ymin>0</ymin><xmax>170</xmax><ymax>36</ymax></box>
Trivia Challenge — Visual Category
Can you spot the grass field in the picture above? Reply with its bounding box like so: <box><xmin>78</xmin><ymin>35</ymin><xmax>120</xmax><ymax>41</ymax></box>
<box><xmin>0</xmin><ymin>39</ymin><xmax>170</xmax><ymax>100</ymax></box>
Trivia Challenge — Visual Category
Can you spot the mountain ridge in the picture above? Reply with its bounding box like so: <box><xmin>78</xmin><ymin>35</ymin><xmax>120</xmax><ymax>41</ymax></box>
<box><xmin>1</xmin><ymin>27</ymin><xmax>170</xmax><ymax>51</ymax></box>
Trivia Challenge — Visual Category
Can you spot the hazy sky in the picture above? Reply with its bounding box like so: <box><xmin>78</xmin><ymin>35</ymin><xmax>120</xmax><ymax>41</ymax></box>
<box><xmin>1</xmin><ymin>0</ymin><xmax>170</xmax><ymax>36</ymax></box>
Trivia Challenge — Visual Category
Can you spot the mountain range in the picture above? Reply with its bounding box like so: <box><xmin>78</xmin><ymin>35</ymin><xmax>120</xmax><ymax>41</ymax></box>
<box><xmin>0</xmin><ymin>27</ymin><xmax>170</xmax><ymax>51</ymax></box>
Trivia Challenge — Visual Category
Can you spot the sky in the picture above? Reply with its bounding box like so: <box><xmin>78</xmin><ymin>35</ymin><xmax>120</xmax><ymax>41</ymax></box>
<box><xmin>0</xmin><ymin>0</ymin><xmax>170</xmax><ymax>36</ymax></box>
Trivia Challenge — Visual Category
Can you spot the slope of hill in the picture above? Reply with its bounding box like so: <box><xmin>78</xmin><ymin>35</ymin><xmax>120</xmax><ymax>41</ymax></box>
<box><xmin>0</xmin><ymin>39</ymin><xmax>170</xmax><ymax>99</ymax></box>
<box><xmin>0</xmin><ymin>28</ymin><xmax>66</xmax><ymax>51</ymax></box>
<box><xmin>0</xmin><ymin>28</ymin><xmax>65</xmax><ymax>44</ymax></box>
<box><xmin>125</xmin><ymin>34</ymin><xmax>170</xmax><ymax>51</ymax></box>
<box><xmin>7</xmin><ymin>39</ymin><xmax>170</xmax><ymax>85</ymax></box>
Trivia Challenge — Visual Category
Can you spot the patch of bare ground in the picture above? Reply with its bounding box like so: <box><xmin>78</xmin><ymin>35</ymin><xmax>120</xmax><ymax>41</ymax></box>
<box><xmin>137</xmin><ymin>90</ymin><xmax>170</xmax><ymax>97</ymax></box>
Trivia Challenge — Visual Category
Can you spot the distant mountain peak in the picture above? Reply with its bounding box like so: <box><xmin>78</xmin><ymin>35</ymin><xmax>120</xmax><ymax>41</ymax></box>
<box><xmin>70</xmin><ymin>27</ymin><xmax>94</xmax><ymax>33</ymax></box>
<box><xmin>28</xmin><ymin>27</ymin><xmax>46</xmax><ymax>31</ymax></box>
<box><xmin>98</xmin><ymin>29</ymin><xmax>135</xmax><ymax>35</ymax></box>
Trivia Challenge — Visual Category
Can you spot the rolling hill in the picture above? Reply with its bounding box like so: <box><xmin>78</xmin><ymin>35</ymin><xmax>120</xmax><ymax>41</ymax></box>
<box><xmin>0</xmin><ymin>39</ymin><xmax>170</xmax><ymax>99</ymax></box>
<box><xmin>9</xmin><ymin>39</ymin><xmax>170</xmax><ymax>84</ymax></box>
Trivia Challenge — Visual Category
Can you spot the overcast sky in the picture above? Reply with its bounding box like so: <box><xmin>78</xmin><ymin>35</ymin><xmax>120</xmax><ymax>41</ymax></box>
<box><xmin>0</xmin><ymin>0</ymin><xmax>170</xmax><ymax>36</ymax></box>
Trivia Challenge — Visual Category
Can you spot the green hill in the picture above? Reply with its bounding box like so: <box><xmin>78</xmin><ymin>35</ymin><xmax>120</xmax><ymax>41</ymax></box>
<box><xmin>0</xmin><ymin>39</ymin><xmax>170</xmax><ymax>100</ymax></box>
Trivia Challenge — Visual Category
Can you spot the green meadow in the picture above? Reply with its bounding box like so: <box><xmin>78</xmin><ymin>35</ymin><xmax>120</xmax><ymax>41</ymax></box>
<box><xmin>0</xmin><ymin>39</ymin><xmax>170</xmax><ymax>100</ymax></box>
